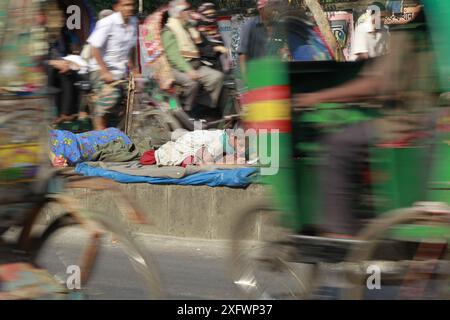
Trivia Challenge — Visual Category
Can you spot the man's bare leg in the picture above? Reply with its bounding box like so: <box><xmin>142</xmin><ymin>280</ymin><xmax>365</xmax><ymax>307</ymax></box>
<box><xmin>93</xmin><ymin>117</ymin><xmax>107</xmax><ymax>131</ymax></box>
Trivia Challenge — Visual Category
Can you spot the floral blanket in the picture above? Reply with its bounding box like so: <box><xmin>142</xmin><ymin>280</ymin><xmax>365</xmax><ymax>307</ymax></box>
<box><xmin>49</xmin><ymin>128</ymin><xmax>133</xmax><ymax>166</ymax></box>
<box><xmin>140</xmin><ymin>7</ymin><xmax>174</xmax><ymax>90</ymax></box>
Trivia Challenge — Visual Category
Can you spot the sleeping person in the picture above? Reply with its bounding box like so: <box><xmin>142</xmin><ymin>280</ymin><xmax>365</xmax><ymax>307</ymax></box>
<box><xmin>49</xmin><ymin>127</ymin><xmax>140</xmax><ymax>167</ymax></box>
<box><xmin>140</xmin><ymin>129</ymin><xmax>247</xmax><ymax>167</ymax></box>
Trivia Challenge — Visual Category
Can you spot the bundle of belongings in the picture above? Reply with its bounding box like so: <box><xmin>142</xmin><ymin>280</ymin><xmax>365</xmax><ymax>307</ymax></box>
<box><xmin>49</xmin><ymin>128</ymin><xmax>256</xmax><ymax>187</ymax></box>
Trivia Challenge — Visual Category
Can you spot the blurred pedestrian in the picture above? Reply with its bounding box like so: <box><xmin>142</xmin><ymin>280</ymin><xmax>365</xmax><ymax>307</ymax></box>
<box><xmin>43</xmin><ymin>2</ymin><xmax>82</xmax><ymax>124</ymax></box>
<box><xmin>78</xmin><ymin>9</ymin><xmax>115</xmax><ymax>120</ymax></box>
<box><xmin>351</xmin><ymin>1</ymin><xmax>390</xmax><ymax>60</ymax></box>
<box><xmin>237</xmin><ymin>0</ymin><xmax>281</xmax><ymax>77</ymax></box>
<box><xmin>87</xmin><ymin>0</ymin><xmax>139</xmax><ymax>130</ymax></box>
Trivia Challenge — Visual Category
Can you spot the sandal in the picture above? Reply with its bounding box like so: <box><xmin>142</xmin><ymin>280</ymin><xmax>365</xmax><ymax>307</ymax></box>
<box><xmin>52</xmin><ymin>114</ymin><xmax>77</xmax><ymax>124</ymax></box>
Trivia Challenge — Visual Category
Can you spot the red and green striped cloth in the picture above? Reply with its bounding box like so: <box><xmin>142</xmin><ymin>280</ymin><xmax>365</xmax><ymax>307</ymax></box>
<box><xmin>242</xmin><ymin>57</ymin><xmax>292</xmax><ymax>133</ymax></box>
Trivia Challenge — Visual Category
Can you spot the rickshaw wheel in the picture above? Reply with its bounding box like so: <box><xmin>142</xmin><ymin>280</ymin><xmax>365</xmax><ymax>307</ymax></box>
<box><xmin>344</xmin><ymin>205</ymin><xmax>450</xmax><ymax>300</ymax></box>
<box><xmin>28</xmin><ymin>200</ymin><xmax>165</xmax><ymax>300</ymax></box>
<box><xmin>229</xmin><ymin>198</ymin><xmax>318</xmax><ymax>300</ymax></box>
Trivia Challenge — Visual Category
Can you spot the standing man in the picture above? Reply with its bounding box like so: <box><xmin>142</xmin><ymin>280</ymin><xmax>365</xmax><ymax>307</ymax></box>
<box><xmin>161</xmin><ymin>0</ymin><xmax>224</xmax><ymax>115</ymax></box>
<box><xmin>351</xmin><ymin>1</ymin><xmax>390</xmax><ymax>61</ymax></box>
<box><xmin>237</xmin><ymin>0</ymin><xmax>280</xmax><ymax>78</ymax></box>
<box><xmin>87</xmin><ymin>0</ymin><xmax>138</xmax><ymax>130</ymax></box>
<box><xmin>78</xmin><ymin>9</ymin><xmax>115</xmax><ymax>121</ymax></box>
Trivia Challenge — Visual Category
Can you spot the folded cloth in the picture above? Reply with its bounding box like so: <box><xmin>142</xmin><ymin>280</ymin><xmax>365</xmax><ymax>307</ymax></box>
<box><xmin>85</xmin><ymin>161</ymin><xmax>191</xmax><ymax>178</ymax></box>
<box><xmin>62</xmin><ymin>54</ymin><xmax>88</xmax><ymax>74</ymax></box>
<box><xmin>140</xmin><ymin>150</ymin><xmax>157</xmax><ymax>165</ymax></box>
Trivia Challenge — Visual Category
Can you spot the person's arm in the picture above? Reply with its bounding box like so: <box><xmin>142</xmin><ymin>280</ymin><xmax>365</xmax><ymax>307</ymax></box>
<box><xmin>49</xmin><ymin>60</ymin><xmax>71</xmax><ymax>74</ymax></box>
<box><xmin>91</xmin><ymin>47</ymin><xmax>114</xmax><ymax>83</ymax></box>
<box><xmin>355</xmin><ymin>52</ymin><xmax>369</xmax><ymax>61</ymax></box>
<box><xmin>295</xmin><ymin>41</ymin><xmax>399</xmax><ymax>108</ymax></box>
<box><xmin>197</xmin><ymin>34</ymin><xmax>215</xmax><ymax>58</ymax></box>
<box><xmin>294</xmin><ymin>74</ymin><xmax>381</xmax><ymax>107</ymax></box>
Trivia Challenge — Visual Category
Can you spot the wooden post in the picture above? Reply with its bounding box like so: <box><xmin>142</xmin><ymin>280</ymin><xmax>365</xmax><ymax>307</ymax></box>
<box><xmin>304</xmin><ymin>0</ymin><xmax>346</xmax><ymax>62</ymax></box>
<box><xmin>125</xmin><ymin>73</ymin><xmax>135</xmax><ymax>136</ymax></box>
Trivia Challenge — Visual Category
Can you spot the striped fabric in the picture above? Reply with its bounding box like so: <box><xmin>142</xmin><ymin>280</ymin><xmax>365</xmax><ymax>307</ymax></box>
<box><xmin>242</xmin><ymin>76</ymin><xmax>292</xmax><ymax>133</ymax></box>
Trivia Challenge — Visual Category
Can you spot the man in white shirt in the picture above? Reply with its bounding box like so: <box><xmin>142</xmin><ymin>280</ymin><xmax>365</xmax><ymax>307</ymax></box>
<box><xmin>80</xmin><ymin>9</ymin><xmax>114</xmax><ymax>69</ymax></box>
<box><xmin>87</xmin><ymin>0</ymin><xmax>138</xmax><ymax>130</ymax></box>
<box><xmin>78</xmin><ymin>9</ymin><xmax>114</xmax><ymax>120</ymax></box>
<box><xmin>351</xmin><ymin>2</ymin><xmax>390</xmax><ymax>61</ymax></box>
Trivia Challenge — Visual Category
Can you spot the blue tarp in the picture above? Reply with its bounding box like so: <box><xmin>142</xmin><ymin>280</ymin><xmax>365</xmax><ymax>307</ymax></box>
<box><xmin>75</xmin><ymin>163</ymin><xmax>258</xmax><ymax>188</ymax></box>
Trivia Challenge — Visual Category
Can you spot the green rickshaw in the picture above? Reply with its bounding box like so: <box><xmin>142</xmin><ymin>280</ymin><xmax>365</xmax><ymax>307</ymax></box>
<box><xmin>229</xmin><ymin>0</ymin><xmax>450</xmax><ymax>299</ymax></box>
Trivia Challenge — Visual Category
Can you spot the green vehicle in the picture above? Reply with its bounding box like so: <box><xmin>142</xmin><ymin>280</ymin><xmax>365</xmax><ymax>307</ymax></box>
<box><xmin>229</xmin><ymin>1</ymin><xmax>450</xmax><ymax>300</ymax></box>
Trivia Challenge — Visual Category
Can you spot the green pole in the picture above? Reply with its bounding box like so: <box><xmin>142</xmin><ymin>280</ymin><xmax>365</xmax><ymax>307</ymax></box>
<box><xmin>243</xmin><ymin>57</ymin><xmax>301</xmax><ymax>230</ymax></box>
<box><xmin>422</xmin><ymin>0</ymin><xmax>450</xmax><ymax>92</ymax></box>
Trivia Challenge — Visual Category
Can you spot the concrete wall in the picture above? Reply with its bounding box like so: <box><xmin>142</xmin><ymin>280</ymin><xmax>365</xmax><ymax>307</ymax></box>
<box><xmin>44</xmin><ymin>183</ymin><xmax>270</xmax><ymax>240</ymax></box>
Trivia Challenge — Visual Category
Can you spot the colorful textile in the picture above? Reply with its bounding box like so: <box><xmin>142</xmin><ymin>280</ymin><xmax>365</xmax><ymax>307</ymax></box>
<box><xmin>242</xmin><ymin>84</ymin><xmax>292</xmax><ymax>133</ymax></box>
<box><xmin>0</xmin><ymin>96</ymin><xmax>48</xmax><ymax>186</ymax></box>
<box><xmin>140</xmin><ymin>7</ymin><xmax>175</xmax><ymax>89</ymax></box>
<box><xmin>288</xmin><ymin>26</ymin><xmax>334</xmax><ymax>61</ymax></box>
<box><xmin>0</xmin><ymin>263</ymin><xmax>67</xmax><ymax>300</ymax></box>
<box><xmin>141</xmin><ymin>8</ymin><xmax>166</xmax><ymax>63</ymax></box>
<box><xmin>327</xmin><ymin>11</ymin><xmax>354</xmax><ymax>61</ymax></box>
<box><xmin>49</xmin><ymin>128</ymin><xmax>133</xmax><ymax>165</ymax></box>
<box><xmin>0</xmin><ymin>0</ymin><xmax>47</xmax><ymax>93</ymax></box>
